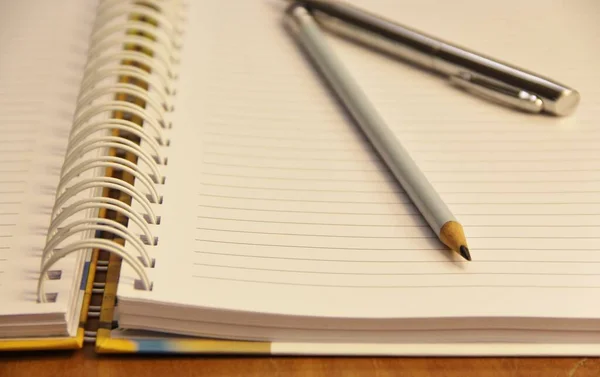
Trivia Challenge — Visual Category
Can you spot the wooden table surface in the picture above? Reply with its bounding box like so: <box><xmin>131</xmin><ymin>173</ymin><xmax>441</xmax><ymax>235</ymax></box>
<box><xmin>1</xmin><ymin>349</ymin><xmax>599</xmax><ymax>377</ymax></box>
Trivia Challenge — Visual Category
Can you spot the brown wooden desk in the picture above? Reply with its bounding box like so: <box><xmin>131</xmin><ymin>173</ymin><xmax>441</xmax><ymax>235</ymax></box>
<box><xmin>1</xmin><ymin>349</ymin><xmax>599</xmax><ymax>377</ymax></box>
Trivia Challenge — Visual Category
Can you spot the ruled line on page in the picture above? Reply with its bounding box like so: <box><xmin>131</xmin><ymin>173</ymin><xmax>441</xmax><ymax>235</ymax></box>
<box><xmin>204</xmin><ymin>141</ymin><xmax>367</xmax><ymax>152</ymax></box>
<box><xmin>198</xmin><ymin>189</ymin><xmax>600</xmax><ymax>198</ymax></box>
<box><xmin>197</xmin><ymin>204</ymin><xmax>600</xmax><ymax>215</ymax></box>
<box><xmin>202</xmin><ymin>132</ymin><xmax>600</xmax><ymax>145</ymax></box>
<box><xmin>190</xmin><ymin>276</ymin><xmax>600</xmax><ymax>289</ymax></box>
<box><xmin>195</xmin><ymin>216</ymin><xmax>600</xmax><ymax>228</ymax></box>
<box><xmin>201</xmin><ymin>160</ymin><xmax>600</xmax><ymax>174</ymax></box>
<box><xmin>204</xmin><ymin>151</ymin><xmax>600</xmax><ymax>163</ymax></box>
<box><xmin>193</xmin><ymin>251</ymin><xmax>600</xmax><ymax>264</ymax></box>
<box><xmin>200</xmin><ymin>183</ymin><xmax>401</xmax><ymax>193</ymax></box>
<box><xmin>201</xmin><ymin>140</ymin><xmax>600</xmax><ymax>153</ymax></box>
<box><xmin>0</xmin><ymin>122</ymin><xmax>39</xmax><ymax>127</ymax></box>
<box><xmin>197</xmin><ymin>233</ymin><xmax>598</xmax><ymax>240</ymax></box>
<box><xmin>202</xmin><ymin>161</ymin><xmax>382</xmax><ymax>172</ymax></box>
<box><xmin>195</xmin><ymin>238</ymin><xmax>598</xmax><ymax>251</ymax></box>
<box><xmin>199</xmin><ymin>172</ymin><xmax>600</xmax><ymax>186</ymax></box>
<box><xmin>200</xmin><ymin>181</ymin><xmax>399</xmax><ymax>191</ymax></box>
<box><xmin>201</xmin><ymin>161</ymin><xmax>600</xmax><ymax>179</ymax></box>
<box><xmin>195</xmin><ymin>226</ymin><xmax>596</xmax><ymax>239</ymax></box>
<box><xmin>199</xmin><ymin>120</ymin><xmax>600</xmax><ymax>132</ymax></box>
<box><xmin>0</xmin><ymin>139</ymin><xmax>34</xmax><ymax>144</ymax></box>
<box><xmin>202</xmin><ymin>140</ymin><xmax>600</xmax><ymax>157</ymax></box>
<box><xmin>196</xmin><ymin>215</ymin><xmax>428</xmax><ymax>227</ymax></box>
<box><xmin>0</xmin><ymin>149</ymin><xmax>33</xmax><ymax>154</ymax></box>
<box><xmin>0</xmin><ymin>159</ymin><xmax>32</xmax><ymax>164</ymax></box>
<box><xmin>201</xmin><ymin>158</ymin><xmax>600</xmax><ymax>174</ymax></box>
<box><xmin>198</xmin><ymin>193</ymin><xmax>600</xmax><ymax>205</ymax></box>
<box><xmin>204</xmin><ymin>151</ymin><xmax>387</xmax><ymax>162</ymax></box>
<box><xmin>193</xmin><ymin>246</ymin><xmax>600</xmax><ymax>263</ymax></box>
<box><xmin>197</xmin><ymin>204</ymin><xmax>414</xmax><ymax>215</ymax></box>
<box><xmin>193</xmin><ymin>263</ymin><xmax>600</xmax><ymax>276</ymax></box>
<box><xmin>194</xmin><ymin>230</ymin><xmax>435</xmax><ymax>239</ymax></box>
<box><xmin>198</xmin><ymin>193</ymin><xmax>404</xmax><ymax>204</ymax></box>
<box><xmin>201</xmin><ymin>127</ymin><xmax>600</xmax><ymax>138</ymax></box>
<box><xmin>203</xmin><ymin>131</ymin><xmax>361</xmax><ymax>142</ymax></box>
<box><xmin>195</xmin><ymin>239</ymin><xmax>441</xmax><ymax>251</ymax></box>
<box><xmin>202</xmin><ymin>174</ymin><xmax>600</xmax><ymax>184</ymax></box>
<box><xmin>201</xmin><ymin>172</ymin><xmax>395</xmax><ymax>183</ymax></box>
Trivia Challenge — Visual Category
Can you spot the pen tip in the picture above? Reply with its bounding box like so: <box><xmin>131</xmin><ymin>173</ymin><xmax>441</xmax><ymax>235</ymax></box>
<box><xmin>459</xmin><ymin>245</ymin><xmax>472</xmax><ymax>261</ymax></box>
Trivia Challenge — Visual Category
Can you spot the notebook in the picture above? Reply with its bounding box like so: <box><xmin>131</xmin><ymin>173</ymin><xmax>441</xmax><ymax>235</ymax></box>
<box><xmin>2</xmin><ymin>0</ymin><xmax>600</xmax><ymax>355</ymax></box>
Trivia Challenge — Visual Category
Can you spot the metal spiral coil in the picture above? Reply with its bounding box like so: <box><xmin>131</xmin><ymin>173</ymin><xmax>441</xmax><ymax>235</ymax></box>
<box><xmin>37</xmin><ymin>0</ymin><xmax>185</xmax><ymax>303</ymax></box>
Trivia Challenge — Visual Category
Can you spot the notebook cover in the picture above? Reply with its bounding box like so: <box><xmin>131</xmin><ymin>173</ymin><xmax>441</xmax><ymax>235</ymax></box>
<box><xmin>96</xmin><ymin>328</ymin><xmax>271</xmax><ymax>354</ymax></box>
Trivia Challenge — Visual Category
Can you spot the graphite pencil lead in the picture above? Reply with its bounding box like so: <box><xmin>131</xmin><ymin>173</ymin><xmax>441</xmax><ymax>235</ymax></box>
<box><xmin>459</xmin><ymin>245</ymin><xmax>472</xmax><ymax>261</ymax></box>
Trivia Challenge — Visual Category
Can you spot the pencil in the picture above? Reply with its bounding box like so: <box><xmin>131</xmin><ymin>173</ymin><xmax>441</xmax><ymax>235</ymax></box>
<box><xmin>283</xmin><ymin>5</ymin><xmax>471</xmax><ymax>261</ymax></box>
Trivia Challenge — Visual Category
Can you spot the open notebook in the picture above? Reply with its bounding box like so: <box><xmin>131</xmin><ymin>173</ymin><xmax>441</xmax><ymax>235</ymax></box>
<box><xmin>2</xmin><ymin>0</ymin><xmax>600</xmax><ymax>355</ymax></box>
<box><xmin>106</xmin><ymin>0</ymin><xmax>600</xmax><ymax>354</ymax></box>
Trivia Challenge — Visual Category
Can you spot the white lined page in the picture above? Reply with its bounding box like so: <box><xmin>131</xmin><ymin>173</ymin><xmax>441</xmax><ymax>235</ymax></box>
<box><xmin>118</xmin><ymin>0</ymin><xmax>600</xmax><ymax>323</ymax></box>
<box><xmin>0</xmin><ymin>0</ymin><xmax>97</xmax><ymax>318</ymax></box>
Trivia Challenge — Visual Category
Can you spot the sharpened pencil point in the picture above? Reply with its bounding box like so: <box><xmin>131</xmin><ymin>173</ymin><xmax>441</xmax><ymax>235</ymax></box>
<box><xmin>459</xmin><ymin>245</ymin><xmax>471</xmax><ymax>261</ymax></box>
<box><xmin>440</xmin><ymin>221</ymin><xmax>471</xmax><ymax>260</ymax></box>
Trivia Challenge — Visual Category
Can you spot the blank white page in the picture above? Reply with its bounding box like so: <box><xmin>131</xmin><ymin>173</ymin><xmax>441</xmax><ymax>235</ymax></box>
<box><xmin>118</xmin><ymin>0</ymin><xmax>600</xmax><ymax>323</ymax></box>
<box><xmin>0</xmin><ymin>0</ymin><xmax>97</xmax><ymax>319</ymax></box>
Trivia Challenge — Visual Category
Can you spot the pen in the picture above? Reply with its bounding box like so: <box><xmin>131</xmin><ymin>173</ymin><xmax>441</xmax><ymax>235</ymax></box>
<box><xmin>287</xmin><ymin>0</ymin><xmax>580</xmax><ymax>116</ymax></box>
<box><xmin>284</xmin><ymin>5</ymin><xmax>471</xmax><ymax>261</ymax></box>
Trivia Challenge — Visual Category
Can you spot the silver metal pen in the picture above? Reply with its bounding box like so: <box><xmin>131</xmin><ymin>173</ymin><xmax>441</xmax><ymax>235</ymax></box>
<box><xmin>287</xmin><ymin>0</ymin><xmax>580</xmax><ymax>116</ymax></box>
<box><xmin>284</xmin><ymin>5</ymin><xmax>471</xmax><ymax>261</ymax></box>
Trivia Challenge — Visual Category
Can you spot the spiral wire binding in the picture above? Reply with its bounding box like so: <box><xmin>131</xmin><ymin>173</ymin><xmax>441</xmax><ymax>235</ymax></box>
<box><xmin>33</xmin><ymin>0</ymin><xmax>184</xmax><ymax>341</ymax></box>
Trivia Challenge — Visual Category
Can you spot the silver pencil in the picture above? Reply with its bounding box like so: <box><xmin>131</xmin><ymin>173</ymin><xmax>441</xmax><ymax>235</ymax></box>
<box><xmin>283</xmin><ymin>5</ymin><xmax>471</xmax><ymax>261</ymax></box>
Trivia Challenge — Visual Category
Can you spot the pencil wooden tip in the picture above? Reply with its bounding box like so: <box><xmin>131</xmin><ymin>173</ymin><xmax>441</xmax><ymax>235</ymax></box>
<box><xmin>459</xmin><ymin>245</ymin><xmax>471</xmax><ymax>261</ymax></box>
<box><xmin>439</xmin><ymin>221</ymin><xmax>471</xmax><ymax>261</ymax></box>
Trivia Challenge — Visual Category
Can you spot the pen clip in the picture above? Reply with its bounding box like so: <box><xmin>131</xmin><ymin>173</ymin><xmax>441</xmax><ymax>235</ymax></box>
<box><xmin>449</xmin><ymin>72</ymin><xmax>543</xmax><ymax>113</ymax></box>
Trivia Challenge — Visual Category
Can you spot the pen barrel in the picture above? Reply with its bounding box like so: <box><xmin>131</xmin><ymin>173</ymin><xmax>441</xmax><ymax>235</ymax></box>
<box><xmin>302</xmin><ymin>0</ymin><xmax>579</xmax><ymax>116</ymax></box>
<box><xmin>432</xmin><ymin>45</ymin><xmax>579</xmax><ymax>116</ymax></box>
<box><xmin>285</xmin><ymin>5</ymin><xmax>456</xmax><ymax>235</ymax></box>
<box><xmin>306</xmin><ymin>4</ymin><xmax>440</xmax><ymax>71</ymax></box>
